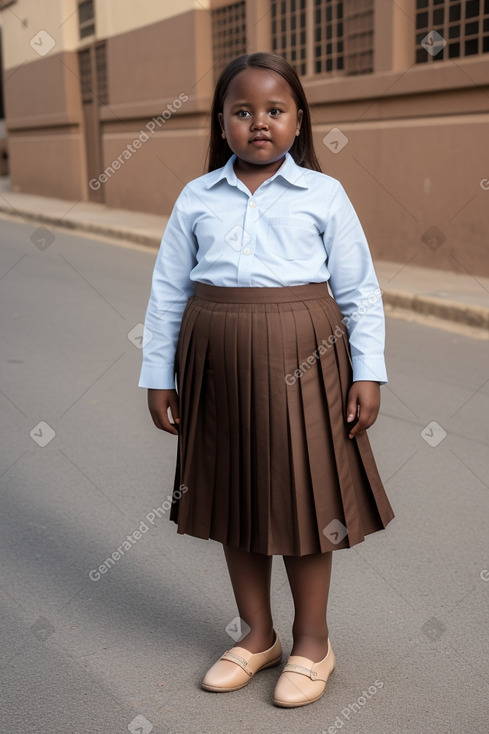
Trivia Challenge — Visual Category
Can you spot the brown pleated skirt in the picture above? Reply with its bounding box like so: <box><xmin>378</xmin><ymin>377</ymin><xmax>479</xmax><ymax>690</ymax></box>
<box><xmin>169</xmin><ymin>281</ymin><xmax>394</xmax><ymax>556</ymax></box>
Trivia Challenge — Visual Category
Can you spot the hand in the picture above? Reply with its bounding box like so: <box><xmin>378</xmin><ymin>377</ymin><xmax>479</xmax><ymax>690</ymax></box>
<box><xmin>147</xmin><ymin>388</ymin><xmax>180</xmax><ymax>435</ymax></box>
<box><xmin>345</xmin><ymin>381</ymin><xmax>381</xmax><ymax>439</ymax></box>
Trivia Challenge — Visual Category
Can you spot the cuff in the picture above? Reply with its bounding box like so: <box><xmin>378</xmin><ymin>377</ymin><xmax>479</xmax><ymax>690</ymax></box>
<box><xmin>352</xmin><ymin>355</ymin><xmax>388</xmax><ymax>385</ymax></box>
<box><xmin>138</xmin><ymin>363</ymin><xmax>176</xmax><ymax>390</ymax></box>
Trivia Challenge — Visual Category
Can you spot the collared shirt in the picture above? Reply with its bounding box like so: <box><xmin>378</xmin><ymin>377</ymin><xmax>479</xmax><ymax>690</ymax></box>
<box><xmin>138</xmin><ymin>152</ymin><xmax>387</xmax><ymax>389</ymax></box>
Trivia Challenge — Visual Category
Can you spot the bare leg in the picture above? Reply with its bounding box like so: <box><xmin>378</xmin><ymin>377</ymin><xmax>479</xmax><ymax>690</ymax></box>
<box><xmin>283</xmin><ymin>551</ymin><xmax>333</xmax><ymax>662</ymax></box>
<box><xmin>223</xmin><ymin>544</ymin><xmax>275</xmax><ymax>653</ymax></box>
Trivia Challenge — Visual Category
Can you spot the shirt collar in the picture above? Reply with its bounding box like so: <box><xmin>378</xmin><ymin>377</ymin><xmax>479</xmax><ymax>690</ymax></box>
<box><xmin>205</xmin><ymin>151</ymin><xmax>309</xmax><ymax>190</ymax></box>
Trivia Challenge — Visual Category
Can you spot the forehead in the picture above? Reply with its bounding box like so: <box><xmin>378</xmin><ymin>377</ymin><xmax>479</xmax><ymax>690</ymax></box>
<box><xmin>224</xmin><ymin>67</ymin><xmax>296</xmax><ymax>105</ymax></box>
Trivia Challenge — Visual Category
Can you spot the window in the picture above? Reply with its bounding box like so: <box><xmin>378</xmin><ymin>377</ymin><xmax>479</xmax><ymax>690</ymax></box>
<box><xmin>78</xmin><ymin>48</ymin><xmax>92</xmax><ymax>103</ymax></box>
<box><xmin>95</xmin><ymin>43</ymin><xmax>108</xmax><ymax>105</ymax></box>
<box><xmin>271</xmin><ymin>0</ymin><xmax>374</xmax><ymax>77</ymax></box>
<box><xmin>416</xmin><ymin>0</ymin><xmax>489</xmax><ymax>63</ymax></box>
<box><xmin>272</xmin><ymin>0</ymin><xmax>307</xmax><ymax>76</ymax></box>
<box><xmin>78</xmin><ymin>44</ymin><xmax>108</xmax><ymax>105</ymax></box>
<box><xmin>342</xmin><ymin>0</ymin><xmax>374</xmax><ymax>75</ymax></box>
<box><xmin>313</xmin><ymin>0</ymin><xmax>343</xmax><ymax>74</ymax></box>
<box><xmin>212</xmin><ymin>2</ymin><xmax>247</xmax><ymax>80</ymax></box>
<box><xmin>79</xmin><ymin>0</ymin><xmax>95</xmax><ymax>40</ymax></box>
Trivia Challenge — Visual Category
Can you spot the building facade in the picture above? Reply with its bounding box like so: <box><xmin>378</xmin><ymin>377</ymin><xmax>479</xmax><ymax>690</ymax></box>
<box><xmin>1</xmin><ymin>0</ymin><xmax>488</xmax><ymax>274</ymax></box>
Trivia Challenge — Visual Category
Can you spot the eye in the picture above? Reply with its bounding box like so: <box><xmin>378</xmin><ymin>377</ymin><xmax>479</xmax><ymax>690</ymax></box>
<box><xmin>269</xmin><ymin>108</ymin><xmax>282</xmax><ymax>116</ymax></box>
<box><xmin>237</xmin><ymin>109</ymin><xmax>251</xmax><ymax>118</ymax></box>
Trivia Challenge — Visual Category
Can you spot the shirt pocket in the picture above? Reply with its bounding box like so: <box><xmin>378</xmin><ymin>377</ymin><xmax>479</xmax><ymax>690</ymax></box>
<box><xmin>266</xmin><ymin>217</ymin><xmax>322</xmax><ymax>260</ymax></box>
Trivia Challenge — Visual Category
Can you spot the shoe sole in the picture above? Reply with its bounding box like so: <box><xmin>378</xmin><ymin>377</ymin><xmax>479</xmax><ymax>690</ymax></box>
<box><xmin>201</xmin><ymin>655</ymin><xmax>283</xmax><ymax>693</ymax></box>
<box><xmin>272</xmin><ymin>665</ymin><xmax>335</xmax><ymax>707</ymax></box>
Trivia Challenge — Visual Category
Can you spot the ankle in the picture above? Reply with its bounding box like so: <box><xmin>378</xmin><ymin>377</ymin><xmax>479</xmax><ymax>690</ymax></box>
<box><xmin>290</xmin><ymin>632</ymin><xmax>329</xmax><ymax>662</ymax></box>
<box><xmin>237</xmin><ymin>625</ymin><xmax>276</xmax><ymax>653</ymax></box>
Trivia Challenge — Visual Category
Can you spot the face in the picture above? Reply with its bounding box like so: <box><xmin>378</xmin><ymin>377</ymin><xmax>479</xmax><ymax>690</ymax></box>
<box><xmin>218</xmin><ymin>67</ymin><xmax>303</xmax><ymax>171</ymax></box>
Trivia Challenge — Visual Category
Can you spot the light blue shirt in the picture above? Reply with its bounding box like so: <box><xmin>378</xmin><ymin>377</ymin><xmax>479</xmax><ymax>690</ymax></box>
<box><xmin>139</xmin><ymin>152</ymin><xmax>387</xmax><ymax>389</ymax></box>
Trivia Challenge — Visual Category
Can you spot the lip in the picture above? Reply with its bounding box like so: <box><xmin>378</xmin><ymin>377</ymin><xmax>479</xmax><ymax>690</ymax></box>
<box><xmin>250</xmin><ymin>137</ymin><xmax>271</xmax><ymax>145</ymax></box>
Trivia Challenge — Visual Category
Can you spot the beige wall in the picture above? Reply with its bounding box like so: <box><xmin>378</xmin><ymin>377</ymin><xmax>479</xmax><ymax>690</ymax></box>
<box><xmin>1</xmin><ymin>0</ymin><xmax>203</xmax><ymax>67</ymax></box>
<box><xmin>1</xmin><ymin>0</ymin><xmax>79</xmax><ymax>69</ymax></box>
<box><xmin>3</xmin><ymin>46</ymin><xmax>86</xmax><ymax>199</ymax></box>
<box><xmin>8</xmin><ymin>129</ymin><xmax>85</xmax><ymax>200</ymax></box>
<box><xmin>1</xmin><ymin>0</ymin><xmax>489</xmax><ymax>275</ymax></box>
<box><xmin>96</xmin><ymin>0</ymin><xmax>202</xmax><ymax>39</ymax></box>
<box><xmin>312</xmin><ymin>116</ymin><xmax>489</xmax><ymax>276</ymax></box>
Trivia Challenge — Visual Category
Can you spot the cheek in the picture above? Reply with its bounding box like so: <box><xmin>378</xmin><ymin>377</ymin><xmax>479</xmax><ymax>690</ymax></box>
<box><xmin>227</xmin><ymin>118</ymin><xmax>248</xmax><ymax>136</ymax></box>
<box><xmin>273</xmin><ymin>114</ymin><xmax>296</xmax><ymax>129</ymax></box>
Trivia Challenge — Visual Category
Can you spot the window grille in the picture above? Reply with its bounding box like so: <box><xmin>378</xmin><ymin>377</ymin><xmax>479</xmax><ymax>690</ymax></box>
<box><xmin>78</xmin><ymin>48</ymin><xmax>92</xmax><ymax>103</ymax></box>
<box><xmin>95</xmin><ymin>43</ymin><xmax>108</xmax><ymax>105</ymax></box>
<box><xmin>271</xmin><ymin>0</ymin><xmax>307</xmax><ymax>76</ymax></box>
<box><xmin>416</xmin><ymin>0</ymin><xmax>489</xmax><ymax>63</ymax></box>
<box><xmin>79</xmin><ymin>0</ymin><xmax>95</xmax><ymax>39</ymax></box>
<box><xmin>343</xmin><ymin>0</ymin><xmax>374</xmax><ymax>75</ymax></box>
<box><xmin>272</xmin><ymin>0</ymin><xmax>373</xmax><ymax>76</ymax></box>
<box><xmin>212</xmin><ymin>1</ymin><xmax>247</xmax><ymax>80</ymax></box>
<box><xmin>313</xmin><ymin>0</ymin><xmax>344</xmax><ymax>74</ymax></box>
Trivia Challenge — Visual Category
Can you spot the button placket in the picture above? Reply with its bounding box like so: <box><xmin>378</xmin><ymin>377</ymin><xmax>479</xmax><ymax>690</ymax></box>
<box><xmin>237</xmin><ymin>197</ymin><xmax>258</xmax><ymax>285</ymax></box>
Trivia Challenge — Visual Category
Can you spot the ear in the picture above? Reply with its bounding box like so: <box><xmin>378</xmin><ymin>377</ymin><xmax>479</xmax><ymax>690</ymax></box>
<box><xmin>218</xmin><ymin>112</ymin><xmax>225</xmax><ymax>135</ymax></box>
<box><xmin>296</xmin><ymin>109</ymin><xmax>303</xmax><ymax>136</ymax></box>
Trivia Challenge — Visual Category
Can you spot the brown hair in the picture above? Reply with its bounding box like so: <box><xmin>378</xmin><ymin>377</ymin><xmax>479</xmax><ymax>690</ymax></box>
<box><xmin>206</xmin><ymin>52</ymin><xmax>322</xmax><ymax>173</ymax></box>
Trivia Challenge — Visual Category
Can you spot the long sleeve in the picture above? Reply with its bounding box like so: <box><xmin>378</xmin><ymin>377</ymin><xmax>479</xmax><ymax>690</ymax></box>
<box><xmin>322</xmin><ymin>182</ymin><xmax>388</xmax><ymax>384</ymax></box>
<box><xmin>138</xmin><ymin>186</ymin><xmax>198</xmax><ymax>389</ymax></box>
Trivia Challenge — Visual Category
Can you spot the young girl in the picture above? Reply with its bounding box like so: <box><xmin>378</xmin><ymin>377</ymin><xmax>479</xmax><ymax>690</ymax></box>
<box><xmin>139</xmin><ymin>52</ymin><xmax>394</xmax><ymax>708</ymax></box>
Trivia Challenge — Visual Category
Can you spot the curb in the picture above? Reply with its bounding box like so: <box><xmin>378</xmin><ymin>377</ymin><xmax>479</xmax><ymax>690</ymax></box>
<box><xmin>1</xmin><ymin>204</ymin><xmax>488</xmax><ymax>332</ymax></box>
<box><xmin>382</xmin><ymin>289</ymin><xmax>489</xmax><ymax>331</ymax></box>
<box><xmin>0</xmin><ymin>204</ymin><xmax>161</xmax><ymax>249</ymax></box>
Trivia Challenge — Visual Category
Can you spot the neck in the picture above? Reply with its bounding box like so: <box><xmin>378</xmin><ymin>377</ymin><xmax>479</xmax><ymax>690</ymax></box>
<box><xmin>234</xmin><ymin>155</ymin><xmax>286</xmax><ymax>178</ymax></box>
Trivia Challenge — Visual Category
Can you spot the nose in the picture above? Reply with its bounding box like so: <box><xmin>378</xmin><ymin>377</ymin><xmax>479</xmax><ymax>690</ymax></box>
<box><xmin>251</xmin><ymin>114</ymin><xmax>269</xmax><ymax>130</ymax></box>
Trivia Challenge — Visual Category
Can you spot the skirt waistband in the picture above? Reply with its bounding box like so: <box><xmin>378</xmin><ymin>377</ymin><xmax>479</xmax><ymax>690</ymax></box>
<box><xmin>194</xmin><ymin>281</ymin><xmax>332</xmax><ymax>304</ymax></box>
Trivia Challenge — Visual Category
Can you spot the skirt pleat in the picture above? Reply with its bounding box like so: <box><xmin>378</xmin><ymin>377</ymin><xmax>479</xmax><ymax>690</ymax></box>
<box><xmin>253</xmin><ymin>307</ymin><xmax>272</xmax><ymax>547</ymax></box>
<box><xmin>169</xmin><ymin>282</ymin><xmax>394</xmax><ymax>555</ymax></box>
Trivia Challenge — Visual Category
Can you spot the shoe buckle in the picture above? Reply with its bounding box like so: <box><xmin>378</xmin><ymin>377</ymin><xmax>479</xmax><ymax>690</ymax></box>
<box><xmin>220</xmin><ymin>650</ymin><xmax>253</xmax><ymax>676</ymax></box>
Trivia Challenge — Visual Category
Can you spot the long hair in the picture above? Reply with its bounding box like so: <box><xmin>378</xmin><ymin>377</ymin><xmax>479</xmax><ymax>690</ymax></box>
<box><xmin>206</xmin><ymin>53</ymin><xmax>322</xmax><ymax>173</ymax></box>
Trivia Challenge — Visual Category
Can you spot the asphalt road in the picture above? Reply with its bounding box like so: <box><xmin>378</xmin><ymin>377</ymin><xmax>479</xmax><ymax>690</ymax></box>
<box><xmin>1</xmin><ymin>218</ymin><xmax>488</xmax><ymax>734</ymax></box>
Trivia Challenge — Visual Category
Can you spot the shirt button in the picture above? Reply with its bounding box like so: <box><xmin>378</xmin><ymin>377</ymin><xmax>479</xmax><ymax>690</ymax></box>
<box><xmin>243</xmin><ymin>247</ymin><xmax>251</xmax><ymax>255</ymax></box>
<box><xmin>249</xmin><ymin>201</ymin><xmax>256</xmax><ymax>207</ymax></box>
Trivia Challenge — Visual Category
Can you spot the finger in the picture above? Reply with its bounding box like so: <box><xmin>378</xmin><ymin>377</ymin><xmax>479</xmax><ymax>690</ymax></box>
<box><xmin>151</xmin><ymin>410</ymin><xmax>179</xmax><ymax>435</ymax></box>
<box><xmin>168</xmin><ymin>395</ymin><xmax>180</xmax><ymax>424</ymax></box>
<box><xmin>346</xmin><ymin>393</ymin><xmax>358</xmax><ymax>424</ymax></box>
<box><xmin>348</xmin><ymin>406</ymin><xmax>376</xmax><ymax>438</ymax></box>
<box><xmin>161</xmin><ymin>414</ymin><xmax>179</xmax><ymax>435</ymax></box>
<box><xmin>348</xmin><ymin>418</ymin><xmax>366</xmax><ymax>438</ymax></box>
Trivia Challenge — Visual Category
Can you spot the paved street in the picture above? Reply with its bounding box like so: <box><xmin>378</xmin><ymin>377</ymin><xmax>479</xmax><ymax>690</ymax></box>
<box><xmin>1</xmin><ymin>218</ymin><xmax>488</xmax><ymax>734</ymax></box>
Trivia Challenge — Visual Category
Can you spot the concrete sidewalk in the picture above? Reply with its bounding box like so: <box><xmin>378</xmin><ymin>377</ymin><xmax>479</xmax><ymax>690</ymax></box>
<box><xmin>1</xmin><ymin>184</ymin><xmax>488</xmax><ymax>331</ymax></box>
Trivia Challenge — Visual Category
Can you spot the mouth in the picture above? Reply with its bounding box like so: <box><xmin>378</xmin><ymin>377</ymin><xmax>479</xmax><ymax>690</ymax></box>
<box><xmin>250</xmin><ymin>137</ymin><xmax>271</xmax><ymax>145</ymax></box>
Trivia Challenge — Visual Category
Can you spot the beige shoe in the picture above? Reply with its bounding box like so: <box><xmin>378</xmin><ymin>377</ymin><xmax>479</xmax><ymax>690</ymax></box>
<box><xmin>202</xmin><ymin>631</ymin><xmax>282</xmax><ymax>692</ymax></box>
<box><xmin>273</xmin><ymin>639</ymin><xmax>335</xmax><ymax>707</ymax></box>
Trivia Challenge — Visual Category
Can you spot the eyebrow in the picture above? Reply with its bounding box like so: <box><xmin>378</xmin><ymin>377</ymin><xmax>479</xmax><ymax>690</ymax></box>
<box><xmin>230</xmin><ymin>100</ymin><xmax>288</xmax><ymax>108</ymax></box>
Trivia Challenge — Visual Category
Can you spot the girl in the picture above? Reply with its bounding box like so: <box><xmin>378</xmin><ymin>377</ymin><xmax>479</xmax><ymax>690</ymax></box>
<box><xmin>139</xmin><ymin>52</ymin><xmax>394</xmax><ymax>708</ymax></box>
